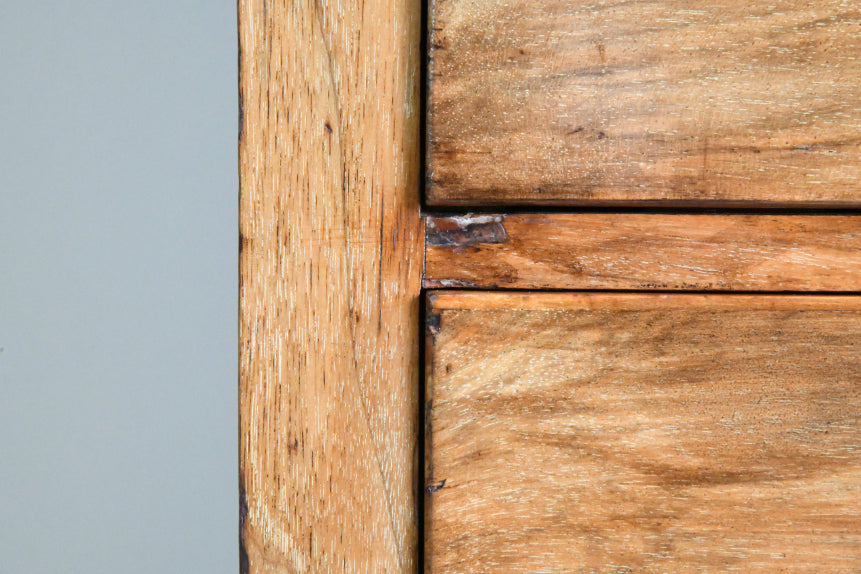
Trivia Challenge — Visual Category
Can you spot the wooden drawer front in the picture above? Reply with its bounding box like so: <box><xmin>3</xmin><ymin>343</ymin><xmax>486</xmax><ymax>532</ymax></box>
<box><xmin>427</xmin><ymin>0</ymin><xmax>861</xmax><ymax>206</ymax></box>
<box><xmin>425</xmin><ymin>293</ymin><xmax>861</xmax><ymax>572</ymax></box>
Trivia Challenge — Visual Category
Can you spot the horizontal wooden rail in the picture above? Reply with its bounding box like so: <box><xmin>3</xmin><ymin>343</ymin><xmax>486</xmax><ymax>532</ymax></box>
<box><xmin>425</xmin><ymin>214</ymin><xmax>861</xmax><ymax>292</ymax></box>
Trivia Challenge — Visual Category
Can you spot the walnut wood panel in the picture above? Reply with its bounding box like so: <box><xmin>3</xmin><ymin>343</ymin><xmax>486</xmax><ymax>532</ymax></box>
<box><xmin>426</xmin><ymin>292</ymin><xmax>861</xmax><ymax>572</ymax></box>
<box><xmin>427</xmin><ymin>0</ymin><xmax>861</xmax><ymax>206</ymax></box>
<box><xmin>239</xmin><ymin>0</ymin><xmax>422</xmax><ymax>571</ymax></box>
<box><xmin>425</xmin><ymin>214</ymin><xmax>861</xmax><ymax>291</ymax></box>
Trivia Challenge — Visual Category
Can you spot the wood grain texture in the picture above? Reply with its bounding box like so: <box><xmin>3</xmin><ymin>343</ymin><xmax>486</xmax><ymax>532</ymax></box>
<box><xmin>426</xmin><ymin>292</ymin><xmax>861</xmax><ymax>572</ymax></box>
<box><xmin>425</xmin><ymin>213</ymin><xmax>861</xmax><ymax>291</ymax></box>
<box><xmin>239</xmin><ymin>0</ymin><xmax>422</xmax><ymax>571</ymax></box>
<box><xmin>427</xmin><ymin>0</ymin><xmax>861</xmax><ymax>206</ymax></box>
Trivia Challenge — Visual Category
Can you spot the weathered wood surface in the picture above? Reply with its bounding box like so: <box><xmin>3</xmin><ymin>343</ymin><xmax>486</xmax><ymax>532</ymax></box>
<box><xmin>427</xmin><ymin>0</ymin><xmax>861</xmax><ymax>206</ymax></box>
<box><xmin>424</xmin><ymin>214</ymin><xmax>861</xmax><ymax>291</ymax></box>
<box><xmin>239</xmin><ymin>0</ymin><xmax>423</xmax><ymax>570</ymax></box>
<box><xmin>426</xmin><ymin>292</ymin><xmax>861</xmax><ymax>572</ymax></box>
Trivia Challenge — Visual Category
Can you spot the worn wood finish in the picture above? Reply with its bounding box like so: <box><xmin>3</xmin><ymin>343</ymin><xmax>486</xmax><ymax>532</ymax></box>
<box><xmin>427</xmin><ymin>0</ymin><xmax>861</xmax><ymax>206</ymax></box>
<box><xmin>425</xmin><ymin>214</ymin><xmax>861</xmax><ymax>291</ymax></box>
<box><xmin>239</xmin><ymin>0</ymin><xmax>422</xmax><ymax>571</ymax></box>
<box><xmin>426</xmin><ymin>292</ymin><xmax>861</xmax><ymax>572</ymax></box>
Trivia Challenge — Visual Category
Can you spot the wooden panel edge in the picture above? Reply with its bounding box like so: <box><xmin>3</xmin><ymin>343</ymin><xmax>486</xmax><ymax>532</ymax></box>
<box><xmin>425</xmin><ymin>0</ymin><xmax>438</xmax><ymax>207</ymax></box>
<box><xmin>427</xmin><ymin>291</ymin><xmax>861</xmax><ymax>312</ymax></box>
<box><xmin>424</xmin><ymin>197</ymin><xmax>861</xmax><ymax>209</ymax></box>
<box><xmin>423</xmin><ymin>292</ymin><xmax>441</xmax><ymax>574</ymax></box>
<box><xmin>239</xmin><ymin>0</ymin><xmax>422</xmax><ymax>571</ymax></box>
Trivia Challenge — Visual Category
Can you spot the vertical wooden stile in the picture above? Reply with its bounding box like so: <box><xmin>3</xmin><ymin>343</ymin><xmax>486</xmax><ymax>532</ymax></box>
<box><xmin>238</xmin><ymin>0</ymin><xmax>423</xmax><ymax>571</ymax></box>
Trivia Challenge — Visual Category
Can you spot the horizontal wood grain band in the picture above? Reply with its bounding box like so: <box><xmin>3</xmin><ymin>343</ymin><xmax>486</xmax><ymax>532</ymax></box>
<box><xmin>427</xmin><ymin>0</ymin><xmax>861</xmax><ymax>206</ymax></box>
<box><xmin>428</xmin><ymin>291</ymin><xmax>861</xmax><ymax>311</ymax></box>
<box><xmin>424</xmin><ymin>214</ymin><xmax>861</xmax><ymax>291</ymax></box>
<box><xmin>426</xmin><ymin>291</ymin><xmax>861</xmax><ymax>572</ymax></box>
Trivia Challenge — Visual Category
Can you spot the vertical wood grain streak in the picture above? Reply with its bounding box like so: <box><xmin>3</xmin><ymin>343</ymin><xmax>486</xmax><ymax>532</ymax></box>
<box><xmin>239</xmin><ymin>0</ymin><xmax>422</xmax><ymax>571</ymax></box>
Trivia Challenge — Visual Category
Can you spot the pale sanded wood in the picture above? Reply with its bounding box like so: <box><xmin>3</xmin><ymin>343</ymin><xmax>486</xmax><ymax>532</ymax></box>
<box><xmin>426</xmin><ymin>292</ymin><xmax>861</xmax><ymax>572</ymax></box>
<box><xmin>239</xmin><ymin>0</ymin><xmax>422</xmax><ymax>570</ymax></box>
<box><xmin>427</xmin><ymin>0</ymin><xmax>861</xmax><ymax>206</ymax></box>
<box><xmin>425</xmin><ymin>214</ymin><xmax>861</xmax><ymax>291</ymax></box>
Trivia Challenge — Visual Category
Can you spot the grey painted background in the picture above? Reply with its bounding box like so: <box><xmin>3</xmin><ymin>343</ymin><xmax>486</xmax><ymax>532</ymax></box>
<box><xmin>0</xmin><ymin>2</ymin><xmax>237</xmax><ymax>572</ymax></box>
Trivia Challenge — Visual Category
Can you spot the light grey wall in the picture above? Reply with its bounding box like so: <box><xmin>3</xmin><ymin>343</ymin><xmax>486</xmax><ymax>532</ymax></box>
<box><xmin>0</xmin><ymin>2</ymin><xmax>237</xmax><ymax>572</ymax></box>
